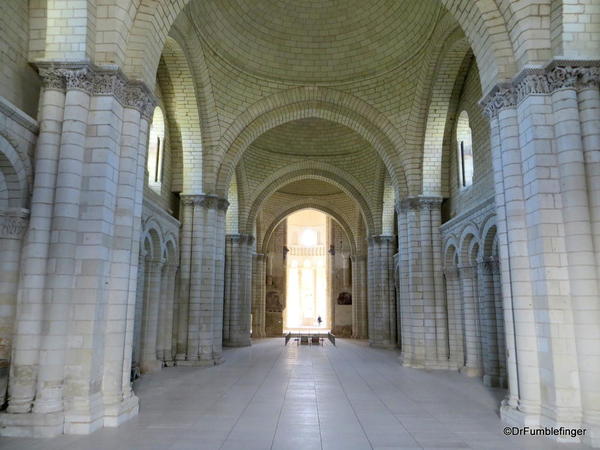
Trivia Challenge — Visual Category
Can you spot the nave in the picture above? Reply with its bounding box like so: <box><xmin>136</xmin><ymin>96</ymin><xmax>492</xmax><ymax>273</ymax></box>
<box><xmin>0</xmin><ymin>340</ymin><xmax>592</xmax><ymax>450</ymax></box>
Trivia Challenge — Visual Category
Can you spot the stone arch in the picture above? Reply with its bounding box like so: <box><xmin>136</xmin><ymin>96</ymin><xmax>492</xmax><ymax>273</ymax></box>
<box><xmin>242</xmin><ymin>164</ymin><xmax>375</xmax><ymax>236</ymax></box>
<box><xmin>157</xmin><ymin>36</ymin><xmax>204</xmax><ymax>194</ymax></box>
<box><xmin>142</xmin><ymin>218</ymin><xmax>164</xmax><ymax>260</ymax></box>
<box><xmin>163</xmin><ymin>232</ymin><xmax>178</xmax><ymax>263</ymax></box>
<box><xmin>421</xmin><ymin>33</ymin><xmax>473</xmax><ymax>196</ymax></box>
<box><xmin>443</xmin><ymin>237</ymin><xmax>460</xmax><ymax>269</ymax></box>
<box><xmin>115</xmin><ymin>0</ymin><xmax>517</xmax><ymax>92</ymax></box>
<box><xmin>0</xmin><ymin>135</ymin><xmax>30</xmax><ymax>209</ymax></box>
<box><xmin>261</xmin><ymin>205</ymin><xmax>357</xmax><ymax>257</ymax></box>
<box><xmin>458</xmin><ymin>224</ymin><xmax>480</xmax><ymax>266</ymax></box>
<box><xmin>480</xmin><ymin>215</ymin><xmax>498</xmax><ymax>259</ymax></box>
<box><xmin>213</xmin><ymin>87</ymin><xmax>410</xmax><ymax>197</ymax></box>
<box><xmin>381</xmin><ymin>172</ymin><xmax>396</xmax><ymax>236</ymax></box>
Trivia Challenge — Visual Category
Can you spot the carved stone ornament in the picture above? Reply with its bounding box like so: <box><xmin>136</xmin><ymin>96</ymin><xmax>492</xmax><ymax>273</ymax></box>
<box><xmin>36</xmin><ymin>63</ymin><xmax>156</xmax><ymax>119</ymax></box>
<box><xmin>481</xmin><ymin>60</ymin><xmax>600</xmax><ymax>119</ymax></box>
<box><xmin>180</xmin><ymin>194</ymin><xmax>230</xmax><ymax>211</ymax></box>
<box><xmin>0</xmin><ymin>209</ymin><xmax>29</xmax><ymax>239</ymax></box>
<box><xmin>226</xmin><ymin>234</ymin><xmax>255</xmax><ymax>246</ymax></box>
<box><xmin>397</xmin><ymin>196</ymin><xmax>443</xmax><ymax>212</ymax></box>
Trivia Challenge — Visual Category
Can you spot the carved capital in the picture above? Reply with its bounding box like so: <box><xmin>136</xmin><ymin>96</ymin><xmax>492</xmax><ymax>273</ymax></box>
<box><xmin>368</xmin><ymin>234</ymin><xmax>395</xmax><ymax>247</ymax></box>
<box><xmin>397</xmin><ymin>196</ymin><xmax>443</xmax><ymax>212</ymax></box>
<box><xmin>481</xmin><ymin>60</ymin><xmax>600</xmax><ymax>118</ymax></box>
<box><xmin>180</xmin><ymin>194</ymin><xmax>230</xmax><ymax>211</ymax></box>
<box><xmin>0</xmin><ymin>209</ymin><xmax>29</xmax><ymax>239</ymax></box>
<box><xmin>35</xmin><ymin>62</ymin><xmax>156</xmax><ymax>119</ymax></box>
<box><xmin>226</xmin><ymin>234</ymin><xmax>255</xmax><ymax>246</ymax></box>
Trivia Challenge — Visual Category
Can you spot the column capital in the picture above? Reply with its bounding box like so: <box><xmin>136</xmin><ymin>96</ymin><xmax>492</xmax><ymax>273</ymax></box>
<box><xmin>180</xmin><ymin>194</ymin><xmax>229</xmax><ymax>211</ymax></box>
<box><xmin>0</xmin><ymin>208</ymin><xmax>29</xmax><ymax>239</ymax></box>
<box><xmin>253</xmin><ymin>253</ymin><xmax>266</xmax><ymax>262</ymax></box>
<box><xmin>481</xmin><ymin>59</ymin><xmax>600</xmax><ymax>118</ymax></box>
<box><xmin>226</xmin><ymin>234</ymin><xmax>255</xmax><ymax>246</ymax></box>
<box><xmin>367</xmin><ymin>235</ymin><xmax>395</xmax><ymax>246</ymax></box>
<box><xmin>396</xmin><ymin>196</ymin><xmax>443</xmax><ymax>213</ymax></box>
<box><xmin>35</xmin><ymin>61</ymin><xmax>157</xmax><ymax>119</ymax></box>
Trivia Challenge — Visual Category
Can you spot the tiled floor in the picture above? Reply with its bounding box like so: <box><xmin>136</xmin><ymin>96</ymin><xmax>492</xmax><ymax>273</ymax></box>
<box><xmin>0</xmin><ymin>339</ymin><xmax>593</xmax><ymax>450</ymax></box>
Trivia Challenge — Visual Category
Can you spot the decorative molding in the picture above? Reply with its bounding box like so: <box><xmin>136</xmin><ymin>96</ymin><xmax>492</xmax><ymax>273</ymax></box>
<box><xmin>368</xmin><ymin>235</ymin><xmax>395</xmax><ymax>246</ymax></box>
<box><xmin>180</xmin><ymin>194</ymin><xmax>229</xmax><ymax>211</ymax></box>
<box><xmin>396</xmin><ymin>196</ymin><xmax>443</xmax><ymax>213</ymax></box>
<box><xmin>481</xmin><ymin>60</ymin><xmax>600</xmax><ymax>118</ymax></box>
<box><xmin>0</xmin><ymin>97</ymin><xmax>39</xmax><ymax>134</ymax></box>
<box><xmin>35</xmin><ymin>62</ymin><xmax>156</xmax><ymax>119</ymax></box>
<box><xmin>0</xmin><ymin>209</ymin><xmax>29</xmax><ymax>239</ymax></box>
<box><xmin>226</xmin><ymin>234</ymin><xmax>255</xmax><ymax>246</ymax></box>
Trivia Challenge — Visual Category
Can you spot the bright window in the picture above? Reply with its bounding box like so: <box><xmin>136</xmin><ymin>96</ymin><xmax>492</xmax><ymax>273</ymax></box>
<box><xmin>147</xmin><ymin>107</ymin><xmax>165</xmax><ymax>191</ymax></box>
<box><xmin>456</xmin><ymin>111</ymin><xmax>473</xmax><ymax>188</ymax></box>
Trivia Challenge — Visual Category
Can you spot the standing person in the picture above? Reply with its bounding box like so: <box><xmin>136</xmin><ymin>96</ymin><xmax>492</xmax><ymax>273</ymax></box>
<box><xmin>317</xmin><ymin>316</ymin><xmax>322</xmax><ymax>327</ymax></box>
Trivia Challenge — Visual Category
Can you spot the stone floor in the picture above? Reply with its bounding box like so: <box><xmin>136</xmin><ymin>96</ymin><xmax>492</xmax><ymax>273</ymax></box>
<box><xmin>0</xmin><ymin>339</ymin><xmax>593</xmax><ymax>450</ymax></box>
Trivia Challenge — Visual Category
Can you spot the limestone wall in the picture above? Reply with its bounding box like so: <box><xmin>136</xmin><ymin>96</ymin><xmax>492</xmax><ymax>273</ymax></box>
<box><xmin>446</xmin><ymin>61</ymin><xmax>494</xmax><ymax>218</ymax></box>
<box><xmin>0</xmin><ymin>1</ymin><xmax>40</xmax><ymax>117</ymax></box>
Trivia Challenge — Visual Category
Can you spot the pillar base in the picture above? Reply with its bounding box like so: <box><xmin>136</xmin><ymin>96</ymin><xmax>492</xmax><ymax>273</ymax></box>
<box><xmin>483</xmin><ymin>374</ymin><xmax>507</xmax><ymax>388</ymax></box>
<box><xmin>224</xmin><ymin>340</ymin><xmax>251</xmax><ymax>348</ymax></box>
<box><xmin>176</xmin><ymin>355</ymin><xmax>224</xmax><ymax>367</ymax></box>
<box><xmin>369</xmin><ymin>341</ymin><xmax>396</xmax><ymax>349</ymax></box>
<box><xmin>459</xmin><ymin>366</ymin><xmax>483</xmax><ymax>377</ymax></box>
<box><xmin>140</xmin><ymin>359</ymin><xmax>162</xmax><ymax>374</ymax></box>
<box><xmin>103</xmin><ymin>394</ymin><xmax>139</xmax><ymax>428</ymax></box>
<box><xmin>0</xmin><ymin>411</ymin><xmax>64</xmax><ymax>438</ymax></box>
<box><xmin>63</xmin><ymin>392</ymin><xmax>104</xmax><ymax>435</ymax></box>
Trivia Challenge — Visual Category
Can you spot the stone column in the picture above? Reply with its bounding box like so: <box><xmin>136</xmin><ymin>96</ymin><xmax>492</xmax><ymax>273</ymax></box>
<box><xmin>0</xmin><ymin>210</ymin><xmax>28</xmax><ymax>406</ymax></box>
<box><xmin>367</xmin><ymin>235</ymin><xmax>396</xmax><ymax>348</ymax></box>
<box><xmin>175</xmin><ymin>200</ymin><xmax>193</xmax><ymax>362</ymax></box>
<box><xmin>396</xmin><ymin>197</ymin><xmax>450</xmax><ymax>369</ymax></box>
<box><xmin>140</xmin><ymin>258</ymin><xmax>164</xmax><ymax>373</ymax></box>
<box><xmin>131</xmin><ymin>252</ymin><xmax>146</xmax><ymax>372</ymax></box>
<box><xmin>157</xmin><ymin>263</ymin><xmax>178</xmax><ymax>365</ymax></box>
<box><xmin>443</xmin><ymin>267</ymin><xmax>463</xmax><ymax>369</ymax></box>
<box><xmin>6</xmin><ymin>78</ymin><xmax>66</xmax><ymax>419</ymax></box>
<box><xmin>1</xmin><ymin>64</ymin><xmax>154</xmax><ymax>437</ymax></box>
<box><xmin>477</xmin><ymin>257</ymin><xmax>502</xmax><ymax>387</ymax></box>
<box><xmin>224</xmin><ymin>234</ymin><xmax>254</xmax><ymax>347</ymax></box>
<box><xmin>103</xmin><ymin>100</ymin><xmax>150</xmax><ymax>428</ymax></box>
<box><xmin>251</xmin><ymin>253</ymin><xmax>266</xmax><ymax>338</ymax></box>
<box><xmin>481</xmin><ymin>61</ymin><xmax>600</xmax><ymax>445</ymax></box>
<box><xmin>458</xmin><ymin>264</ymin><xmax>482</xmax><ymax>377</ymax></box>
<box><xmin>179</xmin><ymin>195</ymin><xmax>228</xmax><ymax>365</ymax></box>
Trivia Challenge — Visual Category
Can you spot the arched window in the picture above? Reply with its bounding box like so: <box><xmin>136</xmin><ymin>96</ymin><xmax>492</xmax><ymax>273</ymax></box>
<box><xmin>456</xmin><ymin>111</ymin><xmax>473</xmax><ymax>188</ymax></box>
<box><xmin>147</xmin><ymin>107</ymin><xmax>165</xmax><ymax>191</ymax></box>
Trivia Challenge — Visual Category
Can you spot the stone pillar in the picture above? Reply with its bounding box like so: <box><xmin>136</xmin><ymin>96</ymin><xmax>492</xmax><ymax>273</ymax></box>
<box><xmin>103</xmin><ymin>100</ymin><xmax>150</xmax><ymax>428</ymax></box>
<box><xmin>0</xmin><ymin>211</ymin><xmax>28</xmax><ymax>406</ymax></box>
<box><xmin>224</xmin><ymin>234</ymin><xmax>254</xmax><ymax>347</ymax></box>
<box><xmin>175</xmin><ymin>200</ymin><xmax>193</xmax><ymax>362</ymax></box>
<box><xmin>355</xmin><ymin>255</ymin><xmax>368</xmax><ymax>339</ymax></box>
<box><xmin>477</xmin><ymin>257</ymin><xmax>502</xmax><ymax>387</ymax></box>
<box><xmin>140</xmin><ymin>258</ymin><xmax>164</xmax><ymax>373</ymax></box>
<box><xmin>157</xmin><ymin>263</ymin><xmax>178</xmax><ymax>365</ymax></box>
<box><xmin>443</xmin><ymin>267</ymin><xmax>463</xmax><ymax>368</ymax></box>
<box><xmin>7</xmin><ymin>80</ymin><xmax>66</xmax><ymax>418</ymax></box>
<box><xmin>396</xmin><ymin>197</ymin><xmax>451</xmax><ymax>369</ymax></box>
<box><xmin>458</xmin><ymin>264</ymin><xmax>482</xmax><ymax>377</ymax></box>
<box><xmin>251</xmin><ymin>253</ymin><xmax>266</xmax><ymax>338</ymax></box>
<box><xmin>481</xmin><ymin>61</ymin><xmax>600</xmax><ymax>445</ymax></box>
<box><xmin>179</xmin><ymin>195</ymin><xmax>228</xmax><ymax>365</ymax></box>
<box><xmin>131</xmin><ymin>252</ymin><xmax>146</xmax><ymax>372</ymax></box>
<box><xmin>1</xmin><ymin>63</ymin><xmax>154</xmax><ymax>437</ymax></box>
<box><xmin>367</xmin><ymin>235</ymin><xmax>396</xmax><ymax>348</ymax></box>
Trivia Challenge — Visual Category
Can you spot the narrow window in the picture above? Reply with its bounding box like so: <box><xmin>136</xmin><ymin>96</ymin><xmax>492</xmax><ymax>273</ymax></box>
<box><xmin>148</xmin><ymin>107</ymin><xmax>165</xmax><ymax>192</ymax></box>
<box><xmin>456</xmin><ymin>111</ymin><xmax>473</xmax><ymax>188</ymax></box>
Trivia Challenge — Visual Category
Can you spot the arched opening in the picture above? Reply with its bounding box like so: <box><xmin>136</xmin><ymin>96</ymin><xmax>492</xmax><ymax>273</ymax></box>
<box><xmin>285</xmin><ymin>209</ymin><xmax>329</xmax><ymax>332</ymax></box>
<box><xmin>456</xmin><ymin>111</ymin><xmax>473</xmax><ymax>189</ymax></box>
<box><xmin>147</xmin><ymin>107</ymin><xmax>165</xmax><ymax>192</ymax></box>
